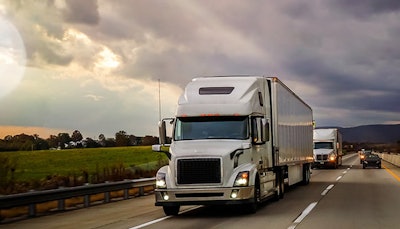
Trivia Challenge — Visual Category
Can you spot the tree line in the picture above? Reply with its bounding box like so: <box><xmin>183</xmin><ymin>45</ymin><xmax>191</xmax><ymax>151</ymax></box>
<box><xmin>0</xmin><ymin>130</ymin><xmax>159</xmax><ymax>152</ymax></box>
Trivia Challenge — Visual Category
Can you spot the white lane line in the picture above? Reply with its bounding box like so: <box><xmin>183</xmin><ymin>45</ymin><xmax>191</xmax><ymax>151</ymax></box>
<box><xmin>342</xmin><ymin>170</ymin><xmax>347</xmax><ymax>174</ymax></box>
<box><xmin>288</xmin><ymin>202</ymin><xmax>318</xmax><ymax>229</ymax></box>
<box><xmin>129</xmin><ymin>216</ymin><xmax>172</xmax><ymax>229</ymax></box>
<box><xmin>336</xmin><ymin>175</ymin><xmax>342</xmax><ymax>181</ymax></box>
<box><xmin>321</xmin><ymin>184</ymin><xmax>334</xmax><ymax>196</ymax></box>
<box><xmin>129</xmin><ymin>206</ymin><xmax>202</xmax><ymax>229</ymax></box>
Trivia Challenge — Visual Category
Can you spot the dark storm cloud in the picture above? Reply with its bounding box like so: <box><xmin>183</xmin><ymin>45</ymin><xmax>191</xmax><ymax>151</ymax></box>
<box><xmin>331</xmin><ymin>0</ymin><xmax>400</xmax><ymax>17</ymax></box>
<box><xmin>63</xmin><ymin>0</ymin><xmax>100</xmax><ymax>25</ymax></box>
<box><xmin>2</xmin><ymin>0</ymin><xmax>400</xmax><ymax>134</ymax></box>
<box><xmin>3</xmin><ymin>1</ymin><xmax>74</xmax><ymax>67</ymax></box>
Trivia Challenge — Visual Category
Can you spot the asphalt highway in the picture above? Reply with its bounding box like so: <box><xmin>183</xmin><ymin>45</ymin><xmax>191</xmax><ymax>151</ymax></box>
<box><xmin>2</xmin><ymin>153</ymin><xmax>399</xmax><ymax>229</ymax></box>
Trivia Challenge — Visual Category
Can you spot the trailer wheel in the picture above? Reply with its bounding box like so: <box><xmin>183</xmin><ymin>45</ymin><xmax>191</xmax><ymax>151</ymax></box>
<box><xmin>163</xmin><ymin>205</ymin><xmax>180</xmax><ymax>216</ymax></box>
<box><xmin>302</xmin><ymin>164</ymin><xmax>310</xmax><ymax>185</ymax></box>
<box><xmin>275</xmin><ymin>169</ymin><xmax>285</xmax><ymax>199</ymax></box>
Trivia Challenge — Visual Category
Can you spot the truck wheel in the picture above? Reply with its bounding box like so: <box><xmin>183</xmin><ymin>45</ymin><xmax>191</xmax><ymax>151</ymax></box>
<box><xmin>245</xmin><ymin>179</ymin><xmax>260</xmax><ymax>214</ymax></box>
<box><xmin>274</xmin><ymin>170</ymin><xmax>285</xmax><ymax>199</ymax></box>
<box><xmin>163</xmin><ymin>206</ymin><xmax>180</xmax><ymax>216</ymax></box>
<box><xmin>302</xmin><ymin>164</ymin><xmax>310</xmax><ymax>185</ymax></box>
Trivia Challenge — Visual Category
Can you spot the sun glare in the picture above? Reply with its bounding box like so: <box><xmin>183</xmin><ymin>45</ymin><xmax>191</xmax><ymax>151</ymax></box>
<box><xmin>95</xmin><ymin>48</ymin><xmax>121</xmax><ymax>69</ymax></box>
<box><xmin>0</xmin><ymin>16</ymin><xmax>26</xmax><ymax>98</ymax></box>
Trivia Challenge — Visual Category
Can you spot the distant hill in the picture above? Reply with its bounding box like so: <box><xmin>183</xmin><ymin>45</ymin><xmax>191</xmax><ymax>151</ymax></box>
<box><xmin>318</xmin><ymin>124</ymin><xmax>400</xmax><ymax>143</ymax></box>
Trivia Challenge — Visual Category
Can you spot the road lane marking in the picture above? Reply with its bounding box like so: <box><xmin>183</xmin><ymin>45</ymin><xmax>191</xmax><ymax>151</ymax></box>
<box><xmin>383</xmin><ymin>165</ymin><xmax>400</xmax><ymax>183</ymax></box>
<box><xmin>288</xmin><ymin>202</ymin><xmax>318</xmax><ymax>229</ymax></box>
<box><xmin>129</xmin><ymin>215</ymin><xmax>172</xmax><ymax>229</ymax></box>
<box><xmin>129</xmin><ymin>206</ymin><xmax>202</xmax><ymax>229</ymax></box>
<box><xmin>321</xmin><ymin>184</ymin><xmax>334</xmax><ymax>196</ymax></box>
<box><xmin>336</xmin><ymin>175</ymin><xmax>342</xmax><ymax>181</ymax></box>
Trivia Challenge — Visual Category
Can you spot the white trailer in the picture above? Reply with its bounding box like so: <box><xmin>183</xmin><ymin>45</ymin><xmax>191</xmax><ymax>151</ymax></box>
<box><xmin>312</xmin><ymin>128</ymin><xmax>343</xmax><ymax>169</ymax></box>
<box><xmin>153</xmin><ymin>76</ymin><xmax>313</xmax><ymax>215</ymax></box>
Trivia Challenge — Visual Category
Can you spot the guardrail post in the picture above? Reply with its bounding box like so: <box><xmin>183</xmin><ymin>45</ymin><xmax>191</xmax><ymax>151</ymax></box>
<box><xmin>28</xmin><ymin>204</ymin><xmax>36</xmax><ymax>217</ymax></box>
<box><xmin>104</xmin><ymin>192</ymin><xmax>110</xmax><ymax>203</ymax></box>
<box><xmin>84</xmin><ymin>195</ymin><xmax>90</xmax><ymax>207</ymax></box>
<box><xmin>139</xmin><ymin>187</ymin><xmax>144</xmax><ymax>196</ymax></box>
<box><xmin>58</xmin><ymin>199</ymin><xmax>65</xmax><ymax>211</ymax></box>
<box><xmin>104</xmin><ymin>181</ymin><xmax>110</xmax><ymax>203</ymax></box>
<box><xmin>124</xmin><ymin>189</ymin><xmax>129</xmax><ymax>199</ymax></box>
<box><xmin>84</xmin><ymin>183</ymin><xmax>90</xmax><ymax>207</ymax></box>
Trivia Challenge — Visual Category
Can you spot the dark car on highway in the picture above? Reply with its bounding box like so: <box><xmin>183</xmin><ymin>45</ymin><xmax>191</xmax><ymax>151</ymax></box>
<box><xmin>362</xmin><ymin>154</ymin><xmax>381</xmax><ymax>169</ymax></box>
<box><xmin>360</xmin><ymin>150</ymin><xmax>372</xmax><ymax>164</ymax></box>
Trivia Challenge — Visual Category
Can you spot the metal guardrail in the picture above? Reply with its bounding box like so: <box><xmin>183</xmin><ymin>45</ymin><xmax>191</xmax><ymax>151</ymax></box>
<box><xmin>0</xmin><ymin>178</ymin><xmax>155</xmax><ymax>218</ymax></box>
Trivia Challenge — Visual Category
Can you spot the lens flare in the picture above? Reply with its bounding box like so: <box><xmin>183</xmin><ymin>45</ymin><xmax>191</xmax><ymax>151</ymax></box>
<box><xmin>0</xmin><ymin>16</ymin><xmax>26</xmax><ymax>98</ymax></box>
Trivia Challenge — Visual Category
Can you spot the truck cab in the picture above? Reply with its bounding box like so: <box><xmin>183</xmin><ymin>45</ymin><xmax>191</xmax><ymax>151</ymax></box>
<box><xmin>153</xmin><ymin>76</ymin><xmax>313</xmax><ymax>215</ymax></box>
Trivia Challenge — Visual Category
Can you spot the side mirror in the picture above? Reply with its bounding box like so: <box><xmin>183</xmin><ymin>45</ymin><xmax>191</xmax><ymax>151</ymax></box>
<box><xmin>159</xmin><ymin>120</ymin><xmax>167</xmax><ymax>145</ymax></box>
<box><xmin>151</xmin><ymin>144</ymin><xmax>171</xmax><ymax>160</ymax></box>
<box><xmin>252</xmin><ymin>117</ymin><xmax>267</xmax><ymax>145</ymax></box>
<box><xmin>158</xmin><ymin>118</ymin><xmax>174</xmax><ymax>145</ymax></box>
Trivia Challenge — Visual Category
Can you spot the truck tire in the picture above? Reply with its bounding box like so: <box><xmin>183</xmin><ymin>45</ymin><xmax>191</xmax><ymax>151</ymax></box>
<box><xmin>302</xmin><ymin>164</ymin><xmax>310</xmax><ymax>185</ymax></box>
<box><xmin>274</xmin><ymin>169</ymin><xmax>285</xmax><ymax>200</ymax></box>
<box><xmin>163</xmin><ymin>205</ymin><xmax>180</xmax><ymax>216</ymax></box>
<box><xmin>245</xmin><ymin>178</ymin><xmax>260</xmax><ymax>214</ymax></box>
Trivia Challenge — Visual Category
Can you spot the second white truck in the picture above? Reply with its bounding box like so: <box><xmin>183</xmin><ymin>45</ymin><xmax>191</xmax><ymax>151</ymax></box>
<box><xmin>312</xmin><ymin>128</ymin><xmax>343</xmax><ymax>169</ymax></box>
<box><xmin>153</xmin><ymin>76</ymin><xmax>313</xmax><ymax>215</ymax></box>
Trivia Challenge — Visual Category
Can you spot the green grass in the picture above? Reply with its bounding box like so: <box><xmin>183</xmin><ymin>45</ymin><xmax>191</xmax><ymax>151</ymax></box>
<box><xmin>0</xmin><ymin>146</ymin><xmax>168</xmax><ymax>182</ymax></box>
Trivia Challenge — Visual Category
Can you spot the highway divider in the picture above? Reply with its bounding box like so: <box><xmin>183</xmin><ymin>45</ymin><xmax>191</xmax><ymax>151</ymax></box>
<box><xmin>0</xmin><ymin>178</ymin><xmax>155</xmax><ymax>221</ymax></box>
<box><xmin>376</xmin><ymin>152</ymin><xmax>400</xmax><ymax>167</ymax></box>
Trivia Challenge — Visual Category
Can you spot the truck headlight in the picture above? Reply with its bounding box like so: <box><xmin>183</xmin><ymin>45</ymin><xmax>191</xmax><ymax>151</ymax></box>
<box><xmin>234</xmin><ymin>171</ymin><xmax>249</xmax><ymax>187</ymax></box>
<box><xmin>329</xmin><ymin>154</ymin><xmax>336</xmax><ymax>161</ymax></box>
<box><xmin>156</xmin><ymin>172</ymin><xmax>167</xmax><ymax>189</ymax></box>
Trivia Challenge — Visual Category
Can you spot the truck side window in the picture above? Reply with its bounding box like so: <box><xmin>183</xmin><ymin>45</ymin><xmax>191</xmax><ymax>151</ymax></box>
<box><xmin>251</xmin><ymin>116</ymin><xmax>267</xmax><ymax>145</ymax></box>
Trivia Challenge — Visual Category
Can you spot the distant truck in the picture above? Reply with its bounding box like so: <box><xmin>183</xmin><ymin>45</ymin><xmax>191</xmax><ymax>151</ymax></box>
<box><xmin>312</xmin><ymin>128</ymin><xmax>343</xmax><ymax>169</ymax></box>
<box><xmin>152</xmin><ymin>76</ymin><xmax>313</xmax><ymax>216</ymax></box>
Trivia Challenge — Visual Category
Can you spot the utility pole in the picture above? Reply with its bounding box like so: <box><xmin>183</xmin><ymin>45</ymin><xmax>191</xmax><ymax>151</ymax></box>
<box><xmin>158</xmin><ymin>79</ymin><xmax>161</xmax><ymax>122</ymax></box>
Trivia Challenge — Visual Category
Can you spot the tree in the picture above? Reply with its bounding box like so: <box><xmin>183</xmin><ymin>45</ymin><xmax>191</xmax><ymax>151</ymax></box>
<box><xmin>58</xmin><ymin>133</ymin><xmax>71</xmax><ymax>149</ymax></box>
<box><xmin>141</xmin><ymin>135</ymin><xmax>158</xmax><ymax>146</ymax></box>
<box><xmin>85</xmin><ymin>137</ymin><xmax>100</xmax><ymax>148</ymax></box>
<box><xmin>71</xmin><ymin>130</ymin><xmax>83</xmax><ymax>143</ymax></box>
<box><xmin>115</xmin><ymin>131</ymin><xmax>129</xmax><ymax>146</ymax></box>
<box><xmin>98</xmin><ymin>134</ymin><xmax>106</xmax><ymax>147</ymax></box>
<box><xmin>47</xmin><ymin>135</ymin><xmax>59</xmax><ymax>149</ymax></box>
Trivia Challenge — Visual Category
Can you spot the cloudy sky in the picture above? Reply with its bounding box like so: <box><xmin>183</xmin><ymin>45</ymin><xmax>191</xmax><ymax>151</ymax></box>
<box><xmin>0</xmin><ymin>0</ymin><xmax>399</xmax><ymax>139</ymax></box>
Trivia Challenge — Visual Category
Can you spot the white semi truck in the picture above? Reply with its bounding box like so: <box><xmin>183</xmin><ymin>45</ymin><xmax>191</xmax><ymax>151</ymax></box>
<box><xmin>152</xmin><ymin>76</ymin><xmax>313</xmax><ymax>215</ymax></box>
<box><xmin>312</xmin><ymin>128</ymin><xmax>343</xmax><ymax>169</ymax></box>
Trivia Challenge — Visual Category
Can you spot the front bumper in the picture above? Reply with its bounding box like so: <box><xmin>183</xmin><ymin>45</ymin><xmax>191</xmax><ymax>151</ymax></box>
<box><xmin>363</xmin><ymin>161</ymin><xmax>381</xmax><ymax>167</ymax></box>
<box><xmin>155</xmin><ymin>186</ymin><xmax>254</xmax><ymax>206</ymax></box>
<box><xmin>312</xmin><ymin>160</ymin><xmax>336</xmax><ymax>167</ymax></box>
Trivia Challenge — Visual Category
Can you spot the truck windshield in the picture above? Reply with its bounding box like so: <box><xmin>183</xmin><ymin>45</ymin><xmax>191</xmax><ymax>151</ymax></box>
<box><xmin>314</xmin><ymin>142</ymin><xmax>334</xmax><ymax>149</ymax></box>
<box><xmin>174</xmin><ymin>116</ymin><xmax>249</xmax><ymax>140</ymax></box>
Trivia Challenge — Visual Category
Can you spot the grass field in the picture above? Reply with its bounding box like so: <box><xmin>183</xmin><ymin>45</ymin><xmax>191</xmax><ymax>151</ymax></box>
<box><xmin>0</xmin><ymin>146</ymin><xmax>168</xmax><ymax>182</ymax></box>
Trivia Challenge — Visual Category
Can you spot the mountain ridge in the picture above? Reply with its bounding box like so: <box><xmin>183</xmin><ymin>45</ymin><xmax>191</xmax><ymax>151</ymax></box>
<box><xmin>317</xmin><ymin>124</ymin><xmax>400</xmax><ymax>143</ymax></box>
